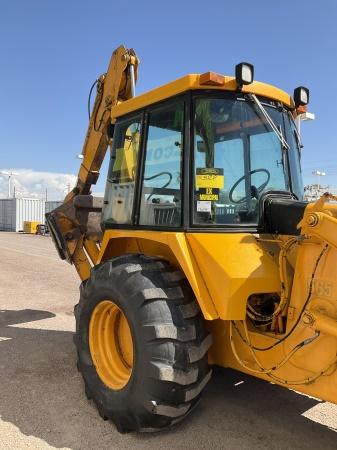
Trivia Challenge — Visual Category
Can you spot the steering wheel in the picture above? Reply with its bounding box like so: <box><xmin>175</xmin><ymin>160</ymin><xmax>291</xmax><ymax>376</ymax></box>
<box><xmin>144</xmin><ymin>171</ymin><xmax>173</xmax><ymax>202</ymax></box>
<box><xmin>229</xmin><ymin>169</ymin><xmax>271</xmax><ymax>204</ymax></box>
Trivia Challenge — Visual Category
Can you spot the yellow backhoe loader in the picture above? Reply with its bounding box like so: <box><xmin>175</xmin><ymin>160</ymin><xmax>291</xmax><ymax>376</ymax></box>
<box><xmin>46</xmin><ymin>45</ymin><xmax>337</xmax><ymax>433</ymax></box>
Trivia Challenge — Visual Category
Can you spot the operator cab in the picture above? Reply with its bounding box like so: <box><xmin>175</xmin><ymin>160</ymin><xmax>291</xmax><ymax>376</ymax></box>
<box><xmin>102</xmin><ymin>67</ymin><xmax>308</xmax><ymax>233</ymax></box>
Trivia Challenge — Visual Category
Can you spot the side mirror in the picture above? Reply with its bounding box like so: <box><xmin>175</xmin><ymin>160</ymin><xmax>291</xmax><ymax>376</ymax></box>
<box><xmin>293</xmin><ymin>86</ymin><xmax>309</xmax><ymax>107</ymax></box>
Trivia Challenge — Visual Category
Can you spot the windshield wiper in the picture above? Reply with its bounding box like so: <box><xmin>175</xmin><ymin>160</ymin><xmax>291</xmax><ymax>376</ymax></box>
<box><xmin>248</xmin><ymin>93</ymin><xmax>290</xmax><ymax>150</ymax></box>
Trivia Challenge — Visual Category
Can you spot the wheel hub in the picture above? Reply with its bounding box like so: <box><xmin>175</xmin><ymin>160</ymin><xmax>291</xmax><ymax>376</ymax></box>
<box><xmin>89</xmin><ymin>300</ymin><xmax>133</xmax><ymax>390</ymax></box>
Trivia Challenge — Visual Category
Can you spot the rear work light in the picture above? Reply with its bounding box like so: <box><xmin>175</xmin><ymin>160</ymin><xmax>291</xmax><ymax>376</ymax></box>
<box><xmin>294</xmin><ymin>86</ymin><xmax>309</xmax><ymax>107</ymax></box>
<box><xmin>235</xmin><ymin>62</ymin><xmax>254</xmax><ymax>88</ymax></box>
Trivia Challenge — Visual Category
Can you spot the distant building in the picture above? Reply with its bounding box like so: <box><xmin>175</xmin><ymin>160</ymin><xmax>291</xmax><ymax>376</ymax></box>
<box><xmin>0</xmin><ymin>198</ymin><xmax>45</xmax><ymax>232</ymax></box>
<box><xmin>45</xmin><ymin>200</ymin><xmax>63</xmax><ymax>214</ymax></box>
<box><xmin>0</xmin><ymin>199</ymin><xmax>65</xmax><ymax>232</ymax></box>
<box><xmin>304</xmin><ymin>184</ymin><xmax>337</xmax><ymax>202</ymax></box>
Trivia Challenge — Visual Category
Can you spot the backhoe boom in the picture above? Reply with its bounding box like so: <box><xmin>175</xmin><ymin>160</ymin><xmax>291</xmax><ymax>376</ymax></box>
<box><xmin>46</xmin><ymin>45</ymin><xmax>139</xmax><ymax>280</ymax></box>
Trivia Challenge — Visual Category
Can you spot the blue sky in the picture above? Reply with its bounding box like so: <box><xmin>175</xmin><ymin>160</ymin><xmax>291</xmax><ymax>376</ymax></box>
<box><xmin>0</xmin><ymin>0</ymin><xmax>336</xmax><ymax>198</ymax></box>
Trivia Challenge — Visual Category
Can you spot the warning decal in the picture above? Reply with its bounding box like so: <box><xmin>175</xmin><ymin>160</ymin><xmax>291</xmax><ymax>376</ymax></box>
<box><xmin>196</xmin><ymin>168</ymin><xmax>224</xmax><ymax>189</ymax></box>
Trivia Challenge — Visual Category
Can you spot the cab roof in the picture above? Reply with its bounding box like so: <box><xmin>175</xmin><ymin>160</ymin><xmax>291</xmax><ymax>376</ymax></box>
<box><xmin>111</xmin><ymin>73</ymin><xmax>294</xmax><ymax>119</ymax></box>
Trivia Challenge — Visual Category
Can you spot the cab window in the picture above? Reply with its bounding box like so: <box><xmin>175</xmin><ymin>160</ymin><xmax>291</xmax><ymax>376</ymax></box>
<box><xmin>102</xmin><ymin>115</ymin><xmax>141</xmax><ymax>224</ymax></box>
<box><xmin>193</xmin><ymin>97</ymin><xmax>288</xmax><ymax>225</ymax></box>
<box><xmin>139</xmin><ymin>101</ymin><xmax>184</xmax><ymax>227</ymax></box>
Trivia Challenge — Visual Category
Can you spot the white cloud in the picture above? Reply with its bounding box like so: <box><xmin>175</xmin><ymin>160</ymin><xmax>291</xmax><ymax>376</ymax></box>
<box><xmin>0</xmin><ymin>169</ymin><xmax>77</xmax><ymax>201</ymax></box>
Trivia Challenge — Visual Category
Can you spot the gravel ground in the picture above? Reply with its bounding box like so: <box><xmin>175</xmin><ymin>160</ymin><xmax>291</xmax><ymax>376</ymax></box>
<box><xmin>0</xmin><ymin>231</ymin><xmax>337</xmax><ymax>450</ymax></box>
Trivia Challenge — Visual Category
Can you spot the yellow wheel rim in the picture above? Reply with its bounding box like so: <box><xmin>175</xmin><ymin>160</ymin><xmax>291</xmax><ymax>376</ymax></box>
<box><xmin>89</xmin><ymin>300</ymin><xmax>133</xmax><ymax>390</ymax></box>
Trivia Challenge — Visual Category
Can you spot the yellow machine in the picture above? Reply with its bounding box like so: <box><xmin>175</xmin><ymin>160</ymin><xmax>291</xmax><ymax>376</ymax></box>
<box><xmin>47</xmin><ymin>45</ymin><xmax>337</xmax><ymax>433</ymax></box>
<box><xmin>23</xmin><ymin>221</ymin><xmax>41</xmax><ymax>234</ymax></box>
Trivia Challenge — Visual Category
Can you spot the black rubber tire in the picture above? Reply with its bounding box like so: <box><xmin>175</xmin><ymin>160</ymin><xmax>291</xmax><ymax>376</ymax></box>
<box><xmin>74</xmin><ymin>254</ymin><xmax>212</xmax><ymax>433</ymax></box>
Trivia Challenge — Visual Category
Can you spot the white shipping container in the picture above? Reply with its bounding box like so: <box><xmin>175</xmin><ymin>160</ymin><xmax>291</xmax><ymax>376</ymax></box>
<box><xmin>0</xmin><ymin>199</ymin><xmax>15</xmax><ymax>231</ymax></box>
<box><xmin>0</xmin><ymin>198</ymin><xmax>45</xmax><ymax>232</ymax></box>
<box><xmin>45</xmin><ymin>200</ymin><xmax>63</xmax><ymax>215</ymax></box>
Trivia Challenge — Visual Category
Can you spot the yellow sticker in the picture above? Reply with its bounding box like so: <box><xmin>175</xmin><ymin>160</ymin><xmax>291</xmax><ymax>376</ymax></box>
<box><xmin>196</xmin><ymin>168</ymin><xmax>224</xmax><ymax>189</ymax></box>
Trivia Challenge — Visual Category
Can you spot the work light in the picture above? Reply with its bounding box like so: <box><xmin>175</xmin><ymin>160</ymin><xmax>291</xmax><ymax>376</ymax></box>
<box><xmin>293</xmin><ymin>86</ymin><xmax>309</xmax><ymax>107</ymax></box>
<box><xmin>235</xmin><ymin>62</ymin><xmax>254</xmax><ymax>87</ymax></box>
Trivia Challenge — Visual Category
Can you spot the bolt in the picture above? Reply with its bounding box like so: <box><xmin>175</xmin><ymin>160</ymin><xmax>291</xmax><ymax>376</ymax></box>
<box><xmin>302</xmin><ymin>313</ymin><xmax>314</xmax><ymax>325</ymax></box>
<box><xmin>307</xmin><ymin>214</ymin><xmax>319</xmax><ymax>227</ymax></box>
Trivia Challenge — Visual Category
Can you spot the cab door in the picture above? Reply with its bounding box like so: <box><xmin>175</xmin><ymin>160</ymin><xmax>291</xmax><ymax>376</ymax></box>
<box><xmin>137</xmin><ymin>100</ymin><xmax>185</xmax><ymax>228</ymax></box>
